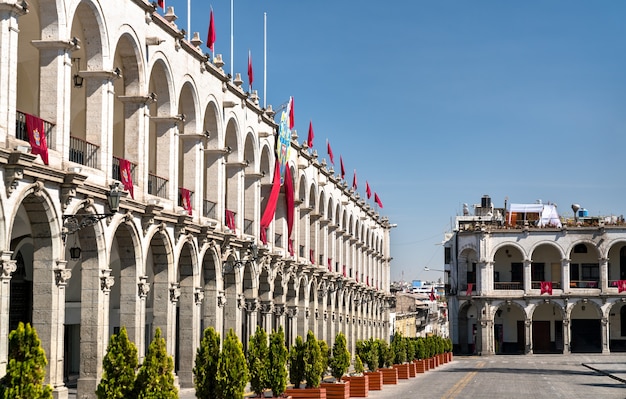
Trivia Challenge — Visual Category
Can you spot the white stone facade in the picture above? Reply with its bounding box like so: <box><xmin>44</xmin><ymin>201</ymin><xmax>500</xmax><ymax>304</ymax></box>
<box><xmin>445</xmin><ymin>196</ymin><xmax>626</xmax><ymax>357</ymax></box>
<box><xmin>0</xmin><ymin>1</ymin><xmax>393</xmax><ymax>398</ymax></box>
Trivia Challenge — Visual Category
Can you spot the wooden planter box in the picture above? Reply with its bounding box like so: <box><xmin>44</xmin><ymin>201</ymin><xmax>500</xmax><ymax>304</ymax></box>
<box><xmin>342</xmin><ymin>375</ymin><xmax>369</xmax><ymax>397</ymax></box>
<box><xmin>415</xmin><ymin>359</ymin><xmax>426</xmax><ymax>373</ymax></box>
<box><xmin>381</xmin><ymin>367</ymin><xmax>398</xmax><ymax>385</ymax></box>
<box><xmin>393</xmin><ymin>363</ymin><xmax>410</xmax><ymax>379</ymax></box>
<box><xmin>408</xmin><ymin>361</ymin><xmax>416</xmax><ymax>377</ymax></box>
<box><xmin>285</xmin><ymin>387</ymin><xmax>327</xmax><ymax>399</ymax></box>
<box><xmin>364</xmin><ymin>371</ymin><xmax>382</xmax><ymax>391</ymax></box>
<box><xmin>320</xmin><ymin>382</ymin><xmax>350</xmax><ymax>399</ymax></box>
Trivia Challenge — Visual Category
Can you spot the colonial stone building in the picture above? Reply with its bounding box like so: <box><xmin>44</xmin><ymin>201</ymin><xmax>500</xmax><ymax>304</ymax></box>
<box><xmin>445</xmin><ymin>195</ymin><xmax>626</xmax><ymax>356</ymax></box>
<box><xmin>0</xmin><ymin>1</ymin><xmax>393</xmax><ymax>398</ymax></box>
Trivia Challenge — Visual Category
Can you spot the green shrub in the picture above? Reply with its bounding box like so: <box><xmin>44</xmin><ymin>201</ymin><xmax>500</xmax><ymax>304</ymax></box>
<box><xmin>217</xmin><ymin>329</ymin><xmax>249</xmax><ymax>399</ymax></box>
<box><xmin>96</xmin><ymin>327</ymin><xmax>138</xmax><ymax>399</ymax></box>
<box><xmin>0</xmin><ymin>322</ymin><xmax>52</xmax><ymax>399</ymax></box>
<box><xmin>406</xmin><ymin>338</ymin><xmax>416</xmax><ymax>362</ymax></box>
<box><xmin>193</xmin><ymin>327</ymin><xmax>220</xmax><ymax>399</ymax></box>
<box><xmin>267</xmin><ymin>326</ymin><xmax>289</xmax><ymax>397</ymax></box>
<box><xmin>354</xmin><ymin>354</ymin><xmax>365</xmax><ymax>374</ymax></box>
<box><xmin>247</xmin><ymin>326</ymin><xmax>268</xmax><ymax>397</ymax></box>
<box><xmin>318</xmin><ymin>339</ymin><xmax>330</xmax><ymax>376</ymax></box>
<box><xmin>132</xmin><ymin>328</ymin><xmax>178</xmax><ymax>399</ymax></box>
<box><xmin>329</xmin><ymin>332</ymin><xmax>350</xmax><ymax>380</ymax></box>
<box><xmin>288</xmin><ymin>336</ymin><xmax>305</xmax><ymax>388</ymax></box>
<box><xmin>303</xmin><ymin>331</ymin><xmax>324</xmax><ymax>388</ymax></box>
<box><xmin>391</xmin><ymin>332</ymin><xmax>406</xmax><ymax>364</ymax></box>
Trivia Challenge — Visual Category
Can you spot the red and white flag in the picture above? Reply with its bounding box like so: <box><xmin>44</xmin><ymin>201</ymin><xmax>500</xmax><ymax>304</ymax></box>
<box><xmin>619</xmin><ymin>280</ymin><xmax>626</xmax><ymax>293</ymax></box>
<box><xmin>466</xmin><ymin>283</ymin><xmax>473</xmax><ymax>296</ymax></box>
<box><xmin>180</xmin><ymin>188</ymin><xmax>192</xmax><ymax>215</ymax></box>
<box><xmin>374</xmin><ymin>192</ymin><xmax>383</xmax><ymax>208</ymax></box>
<box><xmin>352</xmin><ymin>169</ymin><xmax>358</xmax><ymax>190</ymax></box>
<box><xmin>429</xmin><ymin>287</ymin><xmax>436</xmax><ymax>301</ymax></box>
<box><xmin>225</xmin><ymin>209</ymin><xmax>236</xmax><ymax>231</ymax></box>
<box><xmin>307</xmin><ymin>120</ymin><xmax>314</xmax><ymax>148</ymax></box>
<box><xmin>327</xmin><ymin>140</ymin><xmax>334</xmax><ymax>165</ymax></box>
<box><xmin>158</xmin><ymin>0</ymin><xmax>164</xmax><ymax>9</ymax></box>
<box><xmin>288</xmin><ymin>96</ymin><xmax>295</xmax><ymax>130</ymax></box>
<box><xmin>310</xmin><ymin>249</ymin><xmax>315</xmax><ymax>264</ymax></box>
<box><xmin>327</xmin><ymin>258</ymin><xmax>332</xmax><ymax>272</ymax></box>
<box><xmin>540</xmin><ymin>281</ymin><xmax>553</xmax><ymax>295</ymax></box>
<box><xmin>247</xmin><ymin>49</ymin><xmax>254</xmax><ymax>90</ymax></box>
<box><xmin>366</xmin><ymin>181</ymin><xmax>372</xmax><ymax>199</ymax></box>
<box><xmin>25</xmin><ymin>113</ymin><xmax>49</xmax><ymax>165</ymax></box>
<box><xmin>207</xmin><ymin>7</ymin><xmax>216</xmax><ymax>52</ymax></box>
<box><xmin>119</xmin><ymin>158</ymin><xmax>134</xmax><ymax>199</ymax></box>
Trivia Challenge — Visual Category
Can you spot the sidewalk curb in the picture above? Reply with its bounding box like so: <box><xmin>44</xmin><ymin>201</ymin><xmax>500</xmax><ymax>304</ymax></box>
<box><xmin>581</xmin><ymin>363</ymin><xmax>626</xmax><ymax>384</ymax></box>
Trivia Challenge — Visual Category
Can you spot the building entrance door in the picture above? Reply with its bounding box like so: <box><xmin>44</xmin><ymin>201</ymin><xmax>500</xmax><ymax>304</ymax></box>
<box><xmin>532</xmin><ymin>321</ymin><xmax>550</xmax><ymax>353</ymax></box>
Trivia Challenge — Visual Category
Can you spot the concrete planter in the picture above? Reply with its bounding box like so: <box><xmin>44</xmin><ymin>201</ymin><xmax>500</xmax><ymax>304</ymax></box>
<box><xmin>342</xmin><ymin>375</ymin><xmax>369</xmax><ymax>397</ymax></box>
<box><xmin>320</xmin><ymin>382</ymin><xmax>350</xmax><ymax>399</ymax></box>
<box><xmin>381</xmin><ymin>367</ymin><xmax>398</xmax><ymax>385</ymax></box>
<box><xmin>284</xmin><ymin>387</ymin><xmax>327</xmax><ymax>399</ymax></box>
<box><xmin>364</xmin><ymin>371</ymin><xmax>383</xmax><ymax>391</ymax></box>
<box><xmin>393</xmin><ymin>363</ymin><xmax>410</xmax><ymax>379</ymax></box>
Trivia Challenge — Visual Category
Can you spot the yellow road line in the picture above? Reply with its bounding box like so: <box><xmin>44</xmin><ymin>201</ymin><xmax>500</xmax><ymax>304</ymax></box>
<box><xmin>441</xmin><ymin>361</ymin><xmax>486</xmax><ymax>399</ymax></box>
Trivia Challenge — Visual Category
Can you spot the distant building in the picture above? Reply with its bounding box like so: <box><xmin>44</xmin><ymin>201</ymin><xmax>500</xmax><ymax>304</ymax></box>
<box><xmin>445</xmin><ymin>195</ymin><xmax>626</xmax><ymax>355</ymax></box>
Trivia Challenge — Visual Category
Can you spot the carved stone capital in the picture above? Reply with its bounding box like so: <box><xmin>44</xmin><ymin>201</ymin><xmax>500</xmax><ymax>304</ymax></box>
<box><xmin>138</xmin><ymin>277</ymin><xmax>151</xmax><ymax>298</ymax></box>
<box><xmin>194</xmin><ymin>287</ymin><xmax>205</xmax><ymax>305</ymax></box>
<box><xmin>169</xmin><ymin>283</ymin><xmax>181</xmax><ymax>302</ymax></box>
<box><xmin>260</xmin><ymin>300</ymin><xmax>274</xmax><ymax>314</ymax></box>
<box><xmin>1</xmin><ymin>258</ymin><xmax>17</xmax><ymax>279</ymax></box>
<box><xmin>54</xmin><ymin>268</ymin><xmax>72</xmax><ymax>286</ymax></box>
<box><xmin>100</xmin><ymin>269</ymin><xmax>114</xmax><ymax>292</ymax></box>
<box><xmin>217</xmin><ymin>292</ymin><xmax>226</xmax><ymax>307</ymax></box>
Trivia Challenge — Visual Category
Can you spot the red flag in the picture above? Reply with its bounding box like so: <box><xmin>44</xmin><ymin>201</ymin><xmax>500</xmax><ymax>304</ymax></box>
<box><xmin>366</xmin><ymin>181</ymin><xmax>372</xmax><ymax>199</ymax></box>
<box><xmin>247</xmin><ymin>50</ymin><xmax>253</xmax><ymax>89</ymax></box>
<box><xmin>327</xmin><ymin>258</ymin><xmax>332</xmax><ymax>271</ymax></box>
<box><xmin>352</xmin><ymin>169</ymin><xmax>358</xmax><ymax>190</ymax></box>
<box><xmin>429</xmin><ymin>287</ymin><xmax>436</xmax><ymax>301</ymax></box>
<box><xmin>466</xmin><ymin>283</ymin><xmax>473</xmax><ymax>296</ymax></box>
<box><xmin>366</xmin><ymin>276</ymin><xmax>369</xmax><ymax>286</ymax></box>
<box><xmin>374</xmin><ymin>192</ymin><xmax>383</xmax><ymax>208</ymax></box>
<box><xmin>180</xmin><ymin>188</ymin><xmax>192</xmax><ymax>215</ymax></box>
<box><xmin>307</xmin><ymin>120</ymin><xmax>314</xmax><ymax>148</ymax></box>
<box><xmin>327</xmin><ymin>140</ymin><xmax>334</xmax><ymax>165</ymax></box>
<box><xmin>310</xmin><ymin>249</ymin><xmax>315</xmax><ymax>264</ymax></box>
<box><xmin>288</xmin><ymin>97</ymin><xmax>295</xmax><ymax>130</ymax></box>
<box><xmin>540</xmin><ymin>281</ymin><xmax>553</xmax><ymax>295</ymax></box>
<box><xmin>225</xmin><ymin>209</ymin><xmax>236</xmax><ymax>231</ymax></box>
<box><xmin>25</xmin><ymin>113</ymin><xmax>49</xmax><ymax>165</ymax></box>
<box><xmin>119</xmin><ymin>159</ymin><xmax>134</xmax><ymax>199</ymax></box>
<box><xmin>342</xmin><ymin>265</ymin><xmax>346</xmax><ymax>277</ymax></box>
<box><xmin>619</xmin><ymin>280</ymin><xmax>626</xmax><ymax>293</ymax></box>
<box><xmin>207</xmin><ymin>7</ymin><xmax>216</xmax><ymax>52</ymax></box>
<box><xmin>158</xmin><ymin>0</ymin><xmax>164</xmax><ymax>9</ymax></box>
<box><xmin>340</xmin><ymin>156</ymin><xmax>345</xmax><ymax>179</ymax></box>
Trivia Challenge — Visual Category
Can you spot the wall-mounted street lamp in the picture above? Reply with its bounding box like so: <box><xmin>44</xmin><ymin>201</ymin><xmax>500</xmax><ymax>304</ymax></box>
<box><xmin>222</xmin><ymin>244</ymin><xmax>259</xmax><ymax>275</ymax></box>
<box><xmin>62</xmin><ymin>183</ymin><xmax>123</xmax><ymax>258</ymax></box>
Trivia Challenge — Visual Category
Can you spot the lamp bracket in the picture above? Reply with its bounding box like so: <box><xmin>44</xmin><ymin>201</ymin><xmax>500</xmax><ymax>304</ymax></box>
<box><xmin>62</xmin><ymin>213</ymin><xmax>112</xmax><ymax>243</ymax></box>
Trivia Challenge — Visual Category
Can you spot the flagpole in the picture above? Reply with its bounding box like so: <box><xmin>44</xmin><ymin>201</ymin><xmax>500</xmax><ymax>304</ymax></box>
<box><xmin>264</xmin><ymin>12</ymin><xmax>267</xmax><ymax>109</ymax></box>
<box><xmin>230</xmin><ymin>0</ymin><xmax>234</xmax><ymax>79</ymax></box>
<box><xmin>187</xmin><ymin>0</ymin><xmax>191</xmax><ymax>40</ymax></box>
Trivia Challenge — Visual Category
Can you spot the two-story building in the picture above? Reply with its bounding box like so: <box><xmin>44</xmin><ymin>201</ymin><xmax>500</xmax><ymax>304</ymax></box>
<box><xmin>445</xmin><ymin>195</ymin><xmax>626</xmax><ymax>356</ymax></box>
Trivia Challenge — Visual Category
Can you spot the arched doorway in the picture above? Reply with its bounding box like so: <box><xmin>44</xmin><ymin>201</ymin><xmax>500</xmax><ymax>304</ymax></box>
<box><xmin>494</xmin><ymin>303</ymin><xmax>525</xmax><ymax>354</ymax></box>
<box><xmin>570</xmin><ymin>301</ymin><xmax>602</xmax><ymax>353</ymax></box>
<box><xmin>531</xmin><ymin>302</ymin><xmax>563</xmax><ymax>354</ymax></box>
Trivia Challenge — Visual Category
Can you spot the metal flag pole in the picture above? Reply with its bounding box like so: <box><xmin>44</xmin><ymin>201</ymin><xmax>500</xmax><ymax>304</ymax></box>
<box><xmin>230</xmin><ymin>0</ymin><xmax>234</xmax><ymax>79</ymax></box>
<box><xmin>264</xmin><ymin>12</ymin><xmax>267</xmax><ymax>109</ymax></box>
<box><xmin>187</xmin><ymin>0</ymin><xmax>190</xmax><ymax>40</ymax></box>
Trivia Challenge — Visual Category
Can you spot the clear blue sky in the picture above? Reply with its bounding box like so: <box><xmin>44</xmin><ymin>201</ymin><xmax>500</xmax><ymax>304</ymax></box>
<box><xmin>164</xmin><ymin>1</ymin><xmax>626</xmax><ymax>283</ymax></box>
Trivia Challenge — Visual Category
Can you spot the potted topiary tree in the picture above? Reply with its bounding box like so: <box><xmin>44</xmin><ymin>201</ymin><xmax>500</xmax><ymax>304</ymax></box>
<box><xmin>321</xmin><ymin>332</ymin><xmax>351</xmax><ymax>399</ymax></box>
<box><xmin>96</xmin><ymin>326</ymin><xmax>138</xmax><ymax>399</ymax></box>
<box><xmin>193</xmin><ymin>326</ymin><xmax>221</xmax><ymax>399</ymax></box>
<box><xmin>267</xmin><ymin>326</ymin><xmax>290</xmax><ymax>398</ymax></box>
<box><xmin>132</xmin><ymin>328</ymin><xmax>178</xmax><ymax>399</ymax></box>
<box><xmin>217</xmin><ymin>328</ymin><xmax>249</xmax><ymax>399</ymax></box>
<box><xmin>406</xmin><ymin>338</ymin><xmax>416</xmax><ymax>377</ymax></box>
<box><xmin>415</xmin><ymin>337</ymin><xmax>427</xmax><ymax>373</ymax></box>
<box><xmin>0</xmin><ymin>322</ymin><xmax>52</xmax><ymax>399</ymax></box>
<box><xmin>358</xmin><ymin>338</ymin><xmax>382</xmax><ymax>391</ymax></box>
<box><xmin>318</xmin><ymin>339</ymin><xmax>330</xmax><ymax>379</ymax></box>
<box><xmin>391</xmin><ymin>332</ymin><xmax>409</xmax><ymax>379</ymax></box>
<box><xmin>341</xmin><ymin>354</ymin><xmax>369</xmax><ymax>397</ymax></box>
<box><xmin>377</xmin><ymin>339</ymin><xmax>398</xmax><ymax>385</ymax></box>
<box><xmin>247</xmin><ymin>326</ymin><xmax>269</xmax><ymax>397</ymax></box>
<box><xmin>285</xmin><ymin>331</ymin><xmax>326</xmax><ymax>399</ymax></box>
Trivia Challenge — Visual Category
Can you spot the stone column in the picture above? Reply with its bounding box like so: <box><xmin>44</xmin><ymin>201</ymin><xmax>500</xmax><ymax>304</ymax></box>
<box><xmin>0</xmin><ymin>253</ymin><xmax>16</xmax><ymax>376</ymax></box>
<box><xmin>523</xmin><ymin>259</ymin><xmax>532</xmax><ymax>294</ymax></box>
<box><xmin>245</xmin><ymin>298</ymin><xmax>259</xmax><ymax>343</ymax></box>
<box><xmin>600</xmin><ymin>257</ymin><xmax>609</xmax><ymax>293</ymax></box>
<box><xmin>563</xmin><ymin>319</ymin><xmax>571</xmax><ymax>354</ymax></box>
<box><xmin>287</xmin><ymin>306</ymin><xmax>299</xmax><ymax>343</ymax></box>
<box><xmin>601</xmin><ymin>317</ymin><xmax>609</xmax><ymax>354</ymax></box>
<box><xmin>176</xmin><ymin>284</ymin><xmax>202</xmax><ymax>388</ymax></box>
<box><xmin>77</xmin><ymin>267</ymin><xmax>113</xmax><ymax>399</ymax></box>
<box><xmin>0</xmin><ymin>4</ymin><xmax>25</xmax><ymax>145</ymax></box>
<box><xmin>50</xmin><ymin>261</ymin><xmax>71</xmax><ymax>399</ymax></box>
<box><xmin>259</xmin><ymin>300</ymin><xmax>274</xmax><ymax>332</ymax></box>
<box><xmin>167</xmin><ymin>283</ymin><xmax>181</xmax><ymax>357</ymax></box>
<box><xmin>526</xmin><ymin>318</ymin><xmax>533</xmax><ymax>354</ymax></box>
<box><xmin>137</xmin><ymin>276</ymin><xmax>150</xmax><ymax>361</ymax></box>
<box><xmin>273</xmin><ymin>305</ymin><xmax>286</xmax><ymax>343</ymax></box>
<box><xmin>561</xmin><ymin>258</ymin><xmax>571</xmax><ymax>294</ymax></box>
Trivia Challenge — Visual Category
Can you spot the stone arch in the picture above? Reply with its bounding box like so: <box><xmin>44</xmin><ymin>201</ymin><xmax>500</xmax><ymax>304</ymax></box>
<box><xmin>569</xmin><ymin>299</ymin><xmax>602</xmax><ymax>353</ymax></box>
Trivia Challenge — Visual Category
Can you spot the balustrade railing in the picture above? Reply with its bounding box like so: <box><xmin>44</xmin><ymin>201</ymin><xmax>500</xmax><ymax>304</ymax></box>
<box><xmin>203</xmin><ymin>200</ymin><xmax>217</xmax><ymax>219</ymax></box>
<box><xmin>147</xmin><ymin>173</ymin><xmax>168</xmax><ymax>199</ymax></box>
<box><xmin>69</xmin><ymin>135</ymin><xmax>99</xmax><ymax>168</ymax></box>
<box><xmin>15</xmin><ymin>110</ymin><xmax>54</xmax><ymax>147</ymax></box>
<box><xmin>112</xmin><ymin>156</ymin><xmax>137</xmax><ymax>182</ymax></box>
